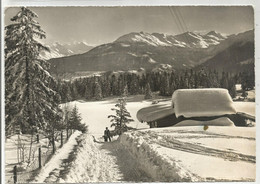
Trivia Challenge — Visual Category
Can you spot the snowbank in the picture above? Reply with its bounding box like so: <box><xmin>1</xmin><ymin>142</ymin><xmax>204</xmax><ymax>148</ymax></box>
<box><xmin>33</xmin><ymin>131</ymin><xmax>81</xmax><ymax>183</ymax></box>
<box><xmin>120</xmin><ymin>126</ymin><xmax>256</xmax><ymax>182</ymax></box>
<box><xmin>172</xmin><ymin>88</ymin><xmax>236</xmax><ymax>118</ymax></box>
<box><xmin>119</xmin><ymin>131</ymin><xmax>200</xmax><ymax>182</ymax></box>
<box><xmin>62</xmin><ymin>134</ymin><xmax>123</xmax><ymax>182</ymax></box>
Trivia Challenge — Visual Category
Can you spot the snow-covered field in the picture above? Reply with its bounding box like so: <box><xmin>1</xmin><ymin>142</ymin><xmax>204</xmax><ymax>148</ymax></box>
<box><xmin>5</xmin><ymin>96</ymin><xmax>256</xmax><ymax>182</ymax></box>
<box><xmin>5</xmin><ymin>134</ymin><xmax>52</xmax><ymax>174</ymax></box>
<box><xmin>64</xmin><ymin>97</ymin><xmax>151</xmax><ymax>137</ymax></box>
<box><xmin>66</xmin><ymin>98</ymin><xmax>255</xmax><ymax>137</ymax></box>
<box><xmin>120</xmin><ymin>126</ymin><xmax>255</xmax><ymax>182</ymax></box>
<box><xmin>233</xmin><ymin>101</ymin><xmax>255</xmax><ymax>116</ymax></box>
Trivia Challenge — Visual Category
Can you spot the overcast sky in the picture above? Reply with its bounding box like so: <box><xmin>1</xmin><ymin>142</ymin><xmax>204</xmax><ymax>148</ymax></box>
<box><xmin>5</xmin><ymin>6</ymin><xmax>254</xmax><ymax>46</ymax></box>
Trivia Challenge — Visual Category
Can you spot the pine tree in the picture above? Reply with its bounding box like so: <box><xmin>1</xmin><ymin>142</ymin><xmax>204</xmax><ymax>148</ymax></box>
<box><xmin>70</xmin><ymin>82</ymin><xmax>78</xmax><ymax>100</ymax></box>
<box><xmin>117</xmin><ymin>75</ymin><xmax>125</xmax><ymax>96</ymax></box>
<box><xmin>241</xmin><ymin>71</ymin><xmax>255</xmax><ymax>91</ymax></box>
<box><xmin>160</xmin><ymin>73</ymin><xmax>170</xmax><ymax>96</ymax></box>
<box><xmin>123</xmin><ymin>85</ymin><xmax>129</xmax><ymax>97</ymax></box>
<box><xmin>220</xmin><ymin>72</ymin><xmax>229</xmax><ymax>89</ymax></box>
<box><xmin>144</xmin><ymin>83</ymin><xmax>152</xmax><ymax>99</ymax></box>
<box><xmin>110</xmin><ymin>74</ymin><xmax>118</xmax><ymax>95</ymax></box>
<box><xmin>129</xmin><ymin>74</ymin><xmax>139</xmax><ymax>95</ymax></box>
<box><xmin>84</xmin><ymin>84</ymin><xmax>92</xmax><ymax>100</ymax></box>
<box><xmin>241</xmin><ymin>90</ymin><xmax>248</xmax><ymax>100</ymax></box>
<box><xmin>62</xmin><ymin>82</ymin><xmax>72</xmax><ymax>102</ymax></box>
<box><xmin>94</xmin><ymin>81</ymin><xmax>102</xmax><ymax>100</ymax></box>
<box><xmin>108</xmin><ymin>98</ymin><xmax>134</xmax><ymax>135</ymax></box>
<box><xmin>5</xmin><ymin>7</ymin><xmax>61</xmax><ymax>134</ymax></box>
<box><xmin>75</xmin><ymin>79</ymin><xmax>85</xmax><ymax>98</ymax></box>
<box><xmin>101</xmin><ymin>77</ymin><xmax>111</xmax><ymax>97</ymax></box>
<box><xmin>229</xmin><ymin>83</ymin><xmax>237</xmax><ymax>98</ymax></box>
<box><xmin>68</xmin><ymin>105</ymin><xmax>88</xmax><ymax>133</ymax></box>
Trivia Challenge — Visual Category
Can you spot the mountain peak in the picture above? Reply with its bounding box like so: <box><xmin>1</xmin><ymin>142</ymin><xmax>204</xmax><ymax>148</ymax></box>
<box><xmin>207</xmin><ymin>30</ymin><xmax>218</xmax><ymax>35</ymax></box>
<box><xmin>206</xmin><ymin>31</ymin><xmax>227</xmax><ymax>40</ymax></box>
<box><xmin>40</xmin><ymin>41</ymin><xmax>93</xmax><ymax>60</ymax></box>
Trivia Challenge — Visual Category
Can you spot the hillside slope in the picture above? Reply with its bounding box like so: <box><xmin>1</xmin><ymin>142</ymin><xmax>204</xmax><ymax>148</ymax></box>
<box><xmin>197</xmin><ymin>30</ymin><xmax>254</xmax><ymax>73</ymax></box>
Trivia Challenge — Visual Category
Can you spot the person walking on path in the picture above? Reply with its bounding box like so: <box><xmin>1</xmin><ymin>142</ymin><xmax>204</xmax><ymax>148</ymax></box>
<box><xmin>104</xmin><ymin>127</ymin><xmax>111</xmax><ymax>142</ymax></box>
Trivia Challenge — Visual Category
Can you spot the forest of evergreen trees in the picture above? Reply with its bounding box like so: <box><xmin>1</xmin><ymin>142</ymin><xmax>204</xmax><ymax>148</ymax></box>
<box><xmin>57</xmin><ymin>69</ymin><xmax>255</xmax><ymax>103</ymax></box>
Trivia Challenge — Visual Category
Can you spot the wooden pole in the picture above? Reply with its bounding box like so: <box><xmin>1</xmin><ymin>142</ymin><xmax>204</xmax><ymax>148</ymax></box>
<box><xmin>17</xmin><ymin>135</ymin><xmax>19</xmax><ymax>163</ymax></box>
<box><xmin>38</xmin><ymin>147</ymin><xmax>42</xmax><ymax>168</ymax></box>
<box><xmin>13</xmin><ymin>165</ymin><xmax>17</xmax><ymax>183</ymax></box>
<box><xmin>36</xmin><ymin>134</ymin><xmax>39</xmax><ymax>143</ymax></box>
<box><xmin>60</xmin><ymin>131</ymin><xmax>63</xmax><ymax>147</ymax></box>
<box><xmin>66</xmin><ymin>127</ymin><xmax>69</xmax><ymax>140</ymax></box>
<box><xmin>52</xmin><ymin>133</ymin><xmax>55</xmax><ymax>154</ymax></box>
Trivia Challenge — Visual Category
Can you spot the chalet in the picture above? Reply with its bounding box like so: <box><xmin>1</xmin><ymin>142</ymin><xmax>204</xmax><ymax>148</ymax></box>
<box><xmin>137</xmin><ymin>88</ymin><xmax>254</xmax><ymax>128</ymax></box>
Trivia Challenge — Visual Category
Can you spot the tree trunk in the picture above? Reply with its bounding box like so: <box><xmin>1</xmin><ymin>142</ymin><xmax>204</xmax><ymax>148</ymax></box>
<box><xmin>52</xmin><ymin>131</ymin><xmax>55</xmax><ymax>154</ymax></box>
<box><xmin>60</xmin><ymin>131</ymin><xmax>63</xmax><ymax>147</ymax></box>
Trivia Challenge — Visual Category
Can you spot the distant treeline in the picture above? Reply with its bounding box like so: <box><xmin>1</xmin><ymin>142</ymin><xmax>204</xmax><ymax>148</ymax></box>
<box><xmin>56</xmin><ymin>69</ymin><xmax>254</xmax><ymax>103</ymax></box>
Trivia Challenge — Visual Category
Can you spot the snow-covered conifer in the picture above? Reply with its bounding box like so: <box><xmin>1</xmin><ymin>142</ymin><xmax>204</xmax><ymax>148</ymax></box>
<box><xmin>5</xmin><ymin>7</ymin><xmax>61</xmax><ymax>134</ymax></box>
<box><xmin>68</xmin><ymin>105</ymin><xmax>88</xmax><ymax>133</ymax></box>
<box><xmin>123</xmin><ymin>85</ymin><xmax>128</xmax><ymax>97</ymax></box>
<box><xmin>108</xmin><ymin>98</ymin><xmax>134</xmax><ymax>135</ymax></box>
<box><xmin>94</xmin><ymin>81</ymin><xmax>102</xmax><ymax>100</ymax></box>
<box><xmin>144</xmin><ymin>83</ymin><xmax>152</xmax><ymax>99</ymax></box>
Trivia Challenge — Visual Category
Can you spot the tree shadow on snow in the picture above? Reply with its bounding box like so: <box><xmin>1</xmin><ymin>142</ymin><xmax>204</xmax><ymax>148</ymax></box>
<box><xmin>100</xmin><ymin>140</ymin><xmax>153</xmax><ymax>182</ymax></box>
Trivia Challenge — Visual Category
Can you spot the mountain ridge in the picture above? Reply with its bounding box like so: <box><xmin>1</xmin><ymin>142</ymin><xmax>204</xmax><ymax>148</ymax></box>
<box><xmin>115</xmin><ymin>31</ymin><xmax>227</xmax><ymax>48</ymax></box>
<box><xmin>48</xmin><ymin>30</ymin><xmax>253</xmax><ymax>76</ymax></box>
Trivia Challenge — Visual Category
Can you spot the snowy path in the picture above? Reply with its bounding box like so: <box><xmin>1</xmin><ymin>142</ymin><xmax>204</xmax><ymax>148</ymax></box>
<box><xmin>32</xmin><ymin>131</ymin><xmax>82</xmax><ymax>183</ymax></box>
<box><xmin>99</xmin><ymin>139</ymin><xmax>152</xmax><ymax>182</ymax></box>
<box><xmin>63</xmin><ymin>134</ymin><xmax>152</xmax><ymax>182</ymax></box>
<box><xmin>33</xmin><ymin>133</ymin><xmax>152</xmax><ymax>183</ymax></box>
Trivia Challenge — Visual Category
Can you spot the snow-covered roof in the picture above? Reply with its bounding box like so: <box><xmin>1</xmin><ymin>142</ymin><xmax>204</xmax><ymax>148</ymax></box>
<box><xmin>136</xmin><ymin>104</ymin><xmax>174</xmax><ymax>123</ymax></box>
<box><xmin>174</xmin><ymin>117</ymin><xmax>235</xmax><ymax>127</ymax></box>
<box><xmin>172</xmin><ymin>88</ymin><xmax>236</xmax><ymax>118</ymax></box>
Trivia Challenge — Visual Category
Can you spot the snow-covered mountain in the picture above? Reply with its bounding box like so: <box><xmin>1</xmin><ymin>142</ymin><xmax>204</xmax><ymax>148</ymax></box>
<box><xmin>197</xmin><ymin>30</ymin><xmax>254</xmax><ymax>73</ymax></box>
<box><xmin>115</xmin><ymin>31</ymin><xmax>226</xmax><ymax>48</ymax></box>
<box><xmin>48</xmin><ymin>30</ymin><xmax>253</xmax><ymax>75</ymax></box>
<box><xmin>40</xmin><ymin>41</ymin><xmax>93</xmax><ymax>60</ymax></box>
